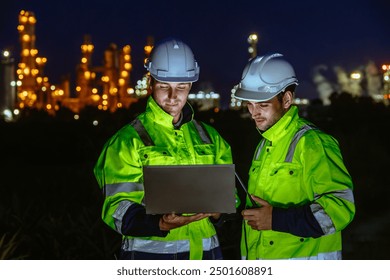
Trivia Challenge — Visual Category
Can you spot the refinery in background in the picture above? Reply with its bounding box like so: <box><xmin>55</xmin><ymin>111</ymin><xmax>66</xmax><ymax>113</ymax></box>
<box><xmin>0</xmin><ymin>10</ymin><xmax>389</xmax><ymax>122</ymax></box>
<box><xmin>0</xmin><ymin>10</ymin><xmax>224</xmax><ymax>121</ymax></box>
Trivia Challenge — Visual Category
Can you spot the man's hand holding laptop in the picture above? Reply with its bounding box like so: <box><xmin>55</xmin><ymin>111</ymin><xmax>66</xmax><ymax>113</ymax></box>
<box><xmin>159</xmin><ymin>213</ymin><xmax>221</xmax><ymax>231</ymax></box>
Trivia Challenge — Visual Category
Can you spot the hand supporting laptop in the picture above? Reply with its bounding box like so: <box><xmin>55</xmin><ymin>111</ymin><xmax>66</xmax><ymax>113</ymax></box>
<box><xmin>159</xmin><ymin>213</ymin><xmax>221</xmax><ymax>231</ymax></box>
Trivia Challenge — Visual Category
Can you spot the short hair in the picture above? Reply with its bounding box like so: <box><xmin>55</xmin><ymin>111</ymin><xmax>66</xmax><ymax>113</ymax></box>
<box><xmin>277</xmin><ymin>84</ymin><xmax>296</xmax><ymax>102</ymax></box>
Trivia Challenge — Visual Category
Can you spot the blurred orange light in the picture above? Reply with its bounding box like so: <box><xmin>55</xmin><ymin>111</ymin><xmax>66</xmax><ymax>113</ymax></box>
<box><xmin>144</xmin><ymin>45</ymin><xmax>153</xmax><ymax>54</ymax></box>
<box><xmin>22</xmin><ymin>34</ymin><xmax>30</xmax><ymax>42</ymax></box>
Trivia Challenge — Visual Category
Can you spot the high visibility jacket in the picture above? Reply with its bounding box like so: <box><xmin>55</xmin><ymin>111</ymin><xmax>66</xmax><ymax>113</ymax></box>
<box><xmin>94</xmin><ymin>96</ymin><xmax>233</xmax><ymax>259</ymax></box>
<box><xmin>241</xmin><ymin>106</ymin><xmax>355</xmax><ymax>260</ymax></box>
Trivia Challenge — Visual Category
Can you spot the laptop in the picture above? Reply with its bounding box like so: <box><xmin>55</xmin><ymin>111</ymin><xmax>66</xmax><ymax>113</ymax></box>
<box><xmin>143</xmin><ymin>164</ymin><xmax>236</xmax><ymax>214</ymax></box>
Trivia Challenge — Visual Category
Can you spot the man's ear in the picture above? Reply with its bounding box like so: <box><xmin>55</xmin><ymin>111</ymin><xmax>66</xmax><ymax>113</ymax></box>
<box><xmin>283</xmin><ymin>91</ymin><xmax>293</xmax><ymax>108</ymax></box>
<box><xmin>148</xmin><ymin>76</ymin><xmax>155</xmax><ymax>95</ymax></box>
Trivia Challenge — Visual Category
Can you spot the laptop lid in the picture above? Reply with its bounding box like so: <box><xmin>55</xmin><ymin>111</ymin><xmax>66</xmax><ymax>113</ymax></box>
<box><xmin>143</xmin><ymin>164</ymin><xmax>236</xmax><ymax>214</ymax></box>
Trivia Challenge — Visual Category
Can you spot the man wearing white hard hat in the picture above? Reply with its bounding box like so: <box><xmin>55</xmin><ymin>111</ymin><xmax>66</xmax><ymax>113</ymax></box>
<box><xmin>94</xmin><ymin>38</ymin><xmax>233</xmax><ymax>260</ymax></box>
<box><xmin>234</xmin><ymin>53</ymin><xmax>355</xmax><ymax>260</ymax></box>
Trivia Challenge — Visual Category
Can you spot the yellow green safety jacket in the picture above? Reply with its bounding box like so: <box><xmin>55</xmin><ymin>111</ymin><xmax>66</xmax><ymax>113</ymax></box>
<box><xmin>94</xmin><ymin>96</ymin><xmax>233</xmax><ymax>259</ymax></box>
<box><xmin>241</xmin><ymin>106</ymin><xmax>355</xmax><ymax>260</ymax></box>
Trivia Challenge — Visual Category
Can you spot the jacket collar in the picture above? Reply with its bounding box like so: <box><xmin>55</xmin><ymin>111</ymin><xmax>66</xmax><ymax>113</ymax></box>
<box><xmin>260</xmin><ymin>105</ymin><xmax>299</xmax><ymax>144</ymax></box>
<box><xmin>145</xmin><ymin>96</ymin><xmax>194</xmax><ymax>128</ymax></box>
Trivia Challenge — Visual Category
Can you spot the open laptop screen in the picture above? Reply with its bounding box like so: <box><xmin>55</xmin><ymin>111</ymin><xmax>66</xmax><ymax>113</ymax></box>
<box><xmin>143</xmin><ymin>164</ymin><xmax>236</xmax><ymax>214</ymax></box>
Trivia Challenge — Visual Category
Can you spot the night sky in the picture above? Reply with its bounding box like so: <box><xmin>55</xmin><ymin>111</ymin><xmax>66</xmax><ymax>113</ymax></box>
<box><xmin>1</xmin><ymin>0</ymin><xmax>389</xmax><ymax>107</ymax></box>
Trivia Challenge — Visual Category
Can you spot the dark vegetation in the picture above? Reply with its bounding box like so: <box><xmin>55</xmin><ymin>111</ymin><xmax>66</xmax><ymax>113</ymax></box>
<box><xmin>1</xmin><ymin>93</ymin><xmax>389</xmax><ymax>259</ymax></box>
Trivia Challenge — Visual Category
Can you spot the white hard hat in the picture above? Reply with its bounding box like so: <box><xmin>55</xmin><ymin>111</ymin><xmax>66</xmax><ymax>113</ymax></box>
<box><xmin>233</xmin><ymin>53</ymin><xmax>298</xmax><ymax>102</ymax></box>
<box><xmin>144</xmin><ymin>38</ymin><xmax>200</xmax><ymax>83</ymax></box>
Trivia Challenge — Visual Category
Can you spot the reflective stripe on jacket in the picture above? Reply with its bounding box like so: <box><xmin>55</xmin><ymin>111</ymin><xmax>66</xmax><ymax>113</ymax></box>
<box><xmin>94</xmin><ymin>96</ymin><xmax>233</xmax><ymax>259</ymax></box>
<box><xmin>241</xmin><ymin>106</ymin><xmax>355</xmax><ymax>260</ymax></box>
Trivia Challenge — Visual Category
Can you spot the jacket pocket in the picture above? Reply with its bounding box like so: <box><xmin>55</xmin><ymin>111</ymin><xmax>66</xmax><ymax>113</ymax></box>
<box><xmin>138</xmin><ymin>146</ymin><xmax>175</xmax><ymax>165</ymax></box>
<box><xmin>268</xmin><ymin>162</ymin><xmax>307</xmax><ymax>205</ymax></box>
<box><xmin>260</xmin><ymin>231</ymin><xmax>311</xmax><ymax>259</ymax></box>
<box><xmin>193</xmin><ymin>144</ymin><xmax>215</xmax><ymax>164</ymax></box>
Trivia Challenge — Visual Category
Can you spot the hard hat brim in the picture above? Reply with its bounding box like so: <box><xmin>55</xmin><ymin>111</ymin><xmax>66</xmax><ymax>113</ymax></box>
<box><xmin>151</xmin><ymin>73</ymin><xmax>199</xmax><ymax>83</ymax></box>
<box><xmin>233</xmin><ymin>87</ymin><xmax>279</xmax><ymax>102</ymax></box>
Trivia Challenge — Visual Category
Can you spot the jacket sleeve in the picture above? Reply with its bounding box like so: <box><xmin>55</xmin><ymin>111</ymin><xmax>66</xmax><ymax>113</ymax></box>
<box><xmin>272</xmin><ymin>204</ymin><xmax>324</xmax><ymax>238</ymax></box>
<box><xmin>273</xmin><ymin>130</ymin><xmax>355</xmax><ymax>238</ymax></box>
<box><xmin>93</xmin><ymin>126</ymin><xmax>168</xmax><ymax>237</ymax></box>
<box><xmin>121</xmin><ymin>204</ymin><xmax>168</xmax><ymax>237</ymax></box>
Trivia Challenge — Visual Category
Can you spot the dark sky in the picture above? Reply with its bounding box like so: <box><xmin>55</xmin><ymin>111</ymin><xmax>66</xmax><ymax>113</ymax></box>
<box><xmin>1</xmin><ymin>0</ymin><xmax>389</xmax><ymax>106</ymax></box>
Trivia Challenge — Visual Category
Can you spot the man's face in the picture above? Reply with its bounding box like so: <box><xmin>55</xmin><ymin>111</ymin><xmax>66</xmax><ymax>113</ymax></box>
<box><xmin>152</xmin><ymin>81</ymin><xmax>191</xmax><ymax>123</ymax></box>
<box><xmin>247</xmin><ymin>95</ymin><xmax>287</xmax><ymax>132</ymax></box>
